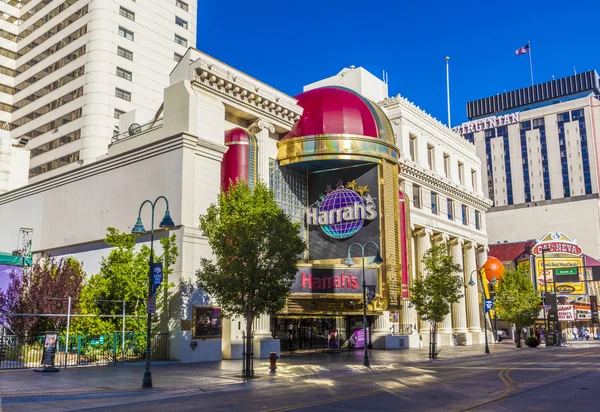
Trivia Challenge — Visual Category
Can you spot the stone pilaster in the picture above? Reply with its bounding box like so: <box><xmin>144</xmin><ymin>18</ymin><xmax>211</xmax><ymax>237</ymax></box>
<box><xmin>435</xmin><ymin>234</ymin><xmax>454</xmax><ymax>346</ymax></box>
<box><xmin>451</xmin><ymin>238</ymin><xmax>470</xmax><ymax>345</ymax></box>
<box><xmin>465</xmin><ymin>242</ymin><xmax>484</xmax><ymax>344</ymax></box>
<box><xmin>372</xmin><ymin>311</ymin><xmax>392</xmax><ymax>349</ymax></box>
<box><xmin>248</xmin><ymin>118</ymin><xmax>274</xmax><ymax>184</ymax></box>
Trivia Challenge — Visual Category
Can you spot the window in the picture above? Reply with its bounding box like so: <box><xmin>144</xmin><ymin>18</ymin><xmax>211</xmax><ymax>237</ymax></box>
<box><xmin>29</xmin><ymin>151</ymin><xmax>80</xmax><ymax>177</ymax></box>
<box><xmin>174</xmin><ymin>52</ymin><xmax>183</xmax><ymax>62</ymax></box>
<box><xmin>475</xmin><ymin>210</ymin><xmax>481</xmax><ymax>230</ymax></box>
<box><xmin>174</xmin><ymin>34</ymin><xmax>187</xmax><ymax>47</ymax></box>
<box><xmin>16</xmin><ymin>108</ymin><xmax>82</xmax><ymax>142</ymax></box>
<box><xmin>12</xmin><ymin>87</ymin><xmax>84</xmax><ymax>129</ymax></box>
<box><xmin>114</xmin><ymin>109</ymin><xmax>125</xmax><ymax>119</ymax></box>
<box><xmin>117</xmin><ymin>46</ymin><xmax>133</xmax><ymax>61</ymax></box>
<box><xmin>458</xmin><ymin>162</ymin><xmax>464</xmax><ymax>185</ymax></box>
<box><xmin>115</xmin><ymin>88</ymin><xmax>131</xmax><ymax>101</ymax></box>
<box><xmin>427</xmin><ymin>144</ymin><xmax>435</xmax><ymax>170</ymax></box>
<box><xmin>30</xmin><ymin>130</ymin><xmax>81</xmax><ymax>158</ymax></box>
<box><xmin>447</xmin><ymin>198</ymin><xmax>454</xmax><ymax>220</ymax></box>
<box><xmin>119</xmin><ymin>7</ymin><xmax>134</xmax><ymax>21</ymax></box>
<box><xmin>118</xmin><ymin>26</ymin><xmax>134</xmax><ymax>41</ymax></box>
<box><xmin>431</xmin><ymin>191</ymin><xmax>438</xmax><ymax>215</ymax></box>
<box><xmin>461</xmin><ymin>205</ymin><xmax>468</xmax><ymax>226</ymax></box>
<box><xmin>443</xmin><ymin>153</ymin><xmax>450</xmax><ymax>178</ymax></box>
<box><xmin>413</xmin><ymin>185</ymin><xmax>421</xmax><ymax>209</ymax></box>
<box><xmin>13</xmin><ymin>66</ymin><xmax>85</xmax><ymax>112</ymax></box>
<box><xmin>471</xmin><ymin>169</ymin><xmax>477</xmax><ymax>190</ymax></box>
<box><xmin>176</xmin><ymin>0</ymin><xmax>188</xmax><ymax>11</ymax></box>
<box><xmin>409</xmin><ymin>134</ymin><xmax>417</xmax><ymax>161</ymax></box>
<box><xmin>175</xmin><ymin>16</ymin><xmax>187</xmax><ymax>29</ymax></box>
<box><xmin>193</xmin><ymin>307</ymin><xmax>222</xmax><ymax>338</ymax></box>
<box><xmin>116</xmin><ymin>67</ymin><xmax>132</xmax><ymax>81</ymax></box>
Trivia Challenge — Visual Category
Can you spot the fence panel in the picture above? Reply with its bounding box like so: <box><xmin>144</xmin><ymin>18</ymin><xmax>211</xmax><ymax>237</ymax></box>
<box><xmin>0</xmin><ymin>332</ymin><xmax>169</xmax><ymax>370</ymax></box>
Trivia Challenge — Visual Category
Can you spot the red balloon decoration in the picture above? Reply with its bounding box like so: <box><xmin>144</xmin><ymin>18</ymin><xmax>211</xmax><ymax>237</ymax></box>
<box><xmin>483</xmin><ymin>257</ymin><xmax>505</xmax><ymax>283</ymax></box>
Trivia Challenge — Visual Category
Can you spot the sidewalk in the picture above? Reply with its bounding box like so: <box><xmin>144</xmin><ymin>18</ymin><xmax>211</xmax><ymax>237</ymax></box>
<box><xmin>0</xmin><ymin>343</ymin><xmax>529</xmax><ymax>400</ymax></box>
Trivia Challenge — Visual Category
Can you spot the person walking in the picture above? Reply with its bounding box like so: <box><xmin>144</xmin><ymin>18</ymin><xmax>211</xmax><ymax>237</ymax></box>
<box><xmin>573</xmin><ymin>325</ymin><xmax>579</xmax><ymax>341</ymax></box>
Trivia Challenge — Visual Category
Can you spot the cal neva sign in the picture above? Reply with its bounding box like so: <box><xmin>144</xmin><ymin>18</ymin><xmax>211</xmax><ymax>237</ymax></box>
<box><xmin>452</xmin><ymin>112</ymin><xmax>520</xmax><ymax>136</ymax></box>
<box><xmin>532</xmin><ymin>232</ymin><xmax>582</xmax><ymax>256</ymax></box>
<box><xmin>306</xmin><ymin>179</ymin><xmax>377</xmax><ymax>240</ymax></box>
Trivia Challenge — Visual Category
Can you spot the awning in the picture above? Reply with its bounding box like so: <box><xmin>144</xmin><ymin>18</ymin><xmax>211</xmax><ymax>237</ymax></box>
<box><xmin>0</xmin><ymin>252</ymin><xmax>32</xmax><ymax>267</ymax></box>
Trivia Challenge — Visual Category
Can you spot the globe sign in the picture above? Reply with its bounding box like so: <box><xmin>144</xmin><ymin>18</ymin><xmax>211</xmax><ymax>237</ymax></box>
<box><xmin>319</xmin><ymin>188</ymin><xmax>365</xmax><ymax>239</ymax></box>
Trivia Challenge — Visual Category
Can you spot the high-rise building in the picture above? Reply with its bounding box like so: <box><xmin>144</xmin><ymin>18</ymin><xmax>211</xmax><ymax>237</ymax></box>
<box><xmin>453</xmin><ymin>71</ymin><xmax>600</xmax><ymax>256</ymax></box>
<box><xmin>0</xmin><ymin>0</ymin><xmax>196</xmax><ymax>187</ymax></box>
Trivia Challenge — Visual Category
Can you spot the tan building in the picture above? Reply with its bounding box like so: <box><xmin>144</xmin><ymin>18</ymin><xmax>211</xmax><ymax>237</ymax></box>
<box><xmin>454</xmin><ymin>71</ymin><xmax>600</xmax><ymax>257</ymax></box>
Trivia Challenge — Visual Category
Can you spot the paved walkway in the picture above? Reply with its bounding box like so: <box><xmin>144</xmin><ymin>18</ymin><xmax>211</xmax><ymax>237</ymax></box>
<box><xmin>0</xmin><ymin>343</ymin><xmax>535</xmax><ymax>400</ymax></box>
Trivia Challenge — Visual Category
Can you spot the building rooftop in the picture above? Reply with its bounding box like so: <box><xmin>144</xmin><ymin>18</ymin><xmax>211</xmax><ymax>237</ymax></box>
<box><xmin>466</xmin><ymin>70</ymin><xmax>600</xmax><ymax>120</ymax></box>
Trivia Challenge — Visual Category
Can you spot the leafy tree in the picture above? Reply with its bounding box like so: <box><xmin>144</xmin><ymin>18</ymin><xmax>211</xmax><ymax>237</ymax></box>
<box><xmin>409</xmin><ymin>244</ymin><xmax>463</xmax><ymax>358</ymax></box>
<box><xmin>495</xmin><ymin>265</ymin><xmax>540</xmax><ymax>348</ymax></box>
<box><xmin>0</xmin><ymin>256</ymin><xmax>85</xmax><ymax>342</ymax></box>
<box><xmin>73</xmin><ymin>228</ymin><xmax>178</xmax><ymax>336</ymax></box>
<box><xmin>196</xmin><ymin>180</ymin><xmax>305</xmax><ymax>377</ymax></box>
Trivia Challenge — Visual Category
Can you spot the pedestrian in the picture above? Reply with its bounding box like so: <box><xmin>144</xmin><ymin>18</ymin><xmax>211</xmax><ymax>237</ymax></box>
<box><xmin>535</xmin><ymin>328</ymin><xmax>541</xmax><ymax>340</ymax></box>
<box><xmin>582</xmin><ymin>326</ymin><xmax>590</xmax><ymax>341</ymax></box>
<box><xmin>288</xmin><ymin>324</ymin><xmax>294</xmax><ymax>350</ymax></box>
<box><xmin>573</xmin><ymin>325</ymin><xmax>579</xmax><ymax>341</ymax></box>
<box><xmin>307</xmin><ymin>326</ymin><xmax>313</xmax><ymax>348</ymax></box>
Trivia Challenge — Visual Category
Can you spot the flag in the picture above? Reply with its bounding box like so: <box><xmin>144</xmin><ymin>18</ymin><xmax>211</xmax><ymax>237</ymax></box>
<box><xmin>515</xmin><ymin>44</ymin><xmax>530</xmax><ymax>56</ymax></box>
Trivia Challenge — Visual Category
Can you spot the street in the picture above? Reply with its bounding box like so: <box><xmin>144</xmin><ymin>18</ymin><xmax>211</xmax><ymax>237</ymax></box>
<box><xmin>2</xmin><ymin>344</ymin><xmax>599</xmax><ymax>411</ymax></box>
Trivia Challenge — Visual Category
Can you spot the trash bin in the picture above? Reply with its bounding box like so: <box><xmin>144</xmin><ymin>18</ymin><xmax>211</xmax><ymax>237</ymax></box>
<box><xmin>546</xmin><ymin>332</ymin><xmax>556</xmax><ymax>346</ymax></box>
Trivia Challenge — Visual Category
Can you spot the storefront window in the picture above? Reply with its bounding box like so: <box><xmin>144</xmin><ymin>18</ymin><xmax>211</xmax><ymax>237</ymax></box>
<box><xmin>193</xmin><ymin>307</ymin><xmax>222</xmax><ymax>338</ymax></box>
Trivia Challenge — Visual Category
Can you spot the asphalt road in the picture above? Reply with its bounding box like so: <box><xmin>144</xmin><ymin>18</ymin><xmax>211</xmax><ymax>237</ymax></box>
<box><xmin>4</xmin><ymin>346</ymin><xmax>599</xmax><ymax>411</ymax></box>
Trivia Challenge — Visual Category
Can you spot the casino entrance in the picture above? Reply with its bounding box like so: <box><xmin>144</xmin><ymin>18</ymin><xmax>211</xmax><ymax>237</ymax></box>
<box><xmin>271</xmin><ymin>315</ymin><xmax>374</xmax><ymax>352</ymax></box>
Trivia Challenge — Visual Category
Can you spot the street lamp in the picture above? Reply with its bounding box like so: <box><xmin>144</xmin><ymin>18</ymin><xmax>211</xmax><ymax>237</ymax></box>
<box><xmin>468</xmin><ymin>267</ymin><xmax>495</xmax><ymax>354</ymax></box>
<box><xmin>132</xmin><ymin>196</ymin><xmax>175</xmax><ymax>389</ymax></box>
<box><xmin>345</xmin><ymin>241</ymin><xmax>384</xmax><ymax>368</ymax></box>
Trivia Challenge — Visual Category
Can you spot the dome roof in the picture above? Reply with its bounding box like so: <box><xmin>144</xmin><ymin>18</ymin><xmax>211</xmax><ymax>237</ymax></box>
<box><xmin>224</xmin><ymin>127</ymin><xmax>249</xmax><ymax>144</ymax></box>
<box><xmin>283</xmin><ymin>86</ymin><xmax>394</xmax><ymax>142</ymax></box>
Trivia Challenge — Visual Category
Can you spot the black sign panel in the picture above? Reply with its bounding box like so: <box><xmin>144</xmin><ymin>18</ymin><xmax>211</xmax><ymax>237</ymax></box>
<box><xmin>41</xmin><ymin>332</ymin><xmax>58</xmax><ymax>367</ymax></box>
<box><xmin>292</xmin><ymin>267</ymin><xmax>378</xmax><ymax>294</ymax></box>
<box><xmin>546</xmin><ymin>293</ymin><xmax>558</xmax><ymax>323</ymax></box>
<box><xmin>307</xmin><ymin>164</ymin><xmax>380</xmax><ymax>261</ymax></box>
<box><xmin>591</xmin><ymin>296</ymin><xmax>599</xmax><ymax>324</ymax></box>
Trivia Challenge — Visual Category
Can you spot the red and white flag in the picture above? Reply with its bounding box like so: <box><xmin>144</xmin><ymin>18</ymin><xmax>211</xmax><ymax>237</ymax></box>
<box><xmin>515</xmin><ymin>44</ymin><xmax>530</xmax><ymax>56</ymax></box>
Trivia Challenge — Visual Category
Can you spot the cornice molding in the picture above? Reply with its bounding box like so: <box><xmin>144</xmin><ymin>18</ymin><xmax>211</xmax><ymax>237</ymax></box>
<box><xmin>194</xmin><ymin>66</ymin><xmax>301</xmax><ymax>127</ymax></box>
<box><xmin>399</xmin><ymin>160</ymin><xmax>493</xmax><ymax>210</ymax></box>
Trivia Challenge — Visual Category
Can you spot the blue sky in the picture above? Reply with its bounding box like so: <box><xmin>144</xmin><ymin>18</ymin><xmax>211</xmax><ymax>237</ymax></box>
<box><xmin>197</xmin><ymin>0</ymin><xmax>600</xmax><ymax>125</ymax></box>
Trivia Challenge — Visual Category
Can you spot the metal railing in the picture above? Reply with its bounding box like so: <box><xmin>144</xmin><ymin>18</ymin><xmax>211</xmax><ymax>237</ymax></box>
<box><xmin>111</xmin><ymin>117</ymin><xmax>164</xmax><ymax>145</ymax></box>
<box><xmin>0</xmin><ymin>332</ymin><xmax>169</xmax><ymax>370</ymax></box>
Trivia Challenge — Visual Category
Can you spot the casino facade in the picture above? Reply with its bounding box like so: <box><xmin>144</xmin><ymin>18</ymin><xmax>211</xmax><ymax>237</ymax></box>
<box><xmin>0</xmin><ymin>49</ymin><xmax>491</xmax><ymax>362</ymax></box>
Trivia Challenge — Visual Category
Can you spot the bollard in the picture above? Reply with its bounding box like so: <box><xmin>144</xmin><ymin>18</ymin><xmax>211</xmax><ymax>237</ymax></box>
<box><xmin>269</xmin><ymin>352</ymin><xmax>278</xmax><ymax>374</ymax></box>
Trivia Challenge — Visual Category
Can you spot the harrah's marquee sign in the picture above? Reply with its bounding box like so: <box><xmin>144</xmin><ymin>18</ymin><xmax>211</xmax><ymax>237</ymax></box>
<box><xmin>291</xmin><ymin>267</ymin><xmax>378</xmax><ymax>294</ymax></box>
<box><xmin>452</xmin><ymin>112</ymin><xmax>520</xmax><ymax>136</ymax></box>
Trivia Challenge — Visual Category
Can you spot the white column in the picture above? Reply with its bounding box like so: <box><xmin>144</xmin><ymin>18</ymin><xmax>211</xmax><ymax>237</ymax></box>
<box><xmin>437</xmin><ymin>235</ymin><xmax>453</xmax><ymax>337</ymax></box>
<box><xmin>451</xmin><ymin>239</ymin><xmax>470</xmax><ymax>345</ymax></box>
<box><xmin>372</xmin><ymin>311</ymin><xmax>392</xmax><ymax>349</ymax></box>
<box><xmin>418</xmin><ymin>228</ymin><xmax>433</xmax><ymax>335</ymax></box>
<box><xmin>477</xmin><ymin>246</ymin><xmax>493</xmax><ymax>343</ymax></box>
<box><xmin>253</xmin><ymin>313</ymin><xmax>279</xmax><ymax>358</ymax></box>
<box><xmin>465</xmin><ymin>243</ymin><xmax>481</xmax><ymax>333</ymax></box>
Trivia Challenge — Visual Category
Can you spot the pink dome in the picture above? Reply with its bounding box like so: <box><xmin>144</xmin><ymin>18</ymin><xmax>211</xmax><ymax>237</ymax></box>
<box><xmin>283</xmin><ymin>86</ymin><xmax>393</xmax><ymax>142</ymax></box>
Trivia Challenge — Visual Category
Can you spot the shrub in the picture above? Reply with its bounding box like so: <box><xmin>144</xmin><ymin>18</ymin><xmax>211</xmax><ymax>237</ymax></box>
<box><xmin>525</xmin><ymin>336</ymin><xmax>541</xmax><ymax>347</ymax></box>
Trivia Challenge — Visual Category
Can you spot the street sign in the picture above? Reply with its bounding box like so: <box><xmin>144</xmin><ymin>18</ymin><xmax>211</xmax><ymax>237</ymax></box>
<box><xmin>147</xmin><ymin>296</ymin><xmax>156</xmax><ymax>314</ymax></box>
<box><xmin>484</xmin><ymin>299</ymin><xmax>494</xmax><ymax>313</ymax></box>
<box><xmin>555</xmin><ymin>268</ymin><xmax>578</xmax><ymax>275</ymax></box>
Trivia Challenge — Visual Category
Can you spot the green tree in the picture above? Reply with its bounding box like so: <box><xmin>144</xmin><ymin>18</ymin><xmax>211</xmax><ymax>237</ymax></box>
<box><xmin>196</xmin><ymin>180</ymin><xmax>305</xmax><ymax>377</ymax></box>
<box><xmin>495</xmin><ymin>264</ymin><xmax>540</xmax><ymax>348</ymax></box>
<box><xmin>73</xmin><ymin>228</ymin><xmax>178</xmax><ymax>336</ymax></box>
<box><xmin>409</xmin><ymin>244</ymin><xmax>463</xmax><ymax>358</ymax></box>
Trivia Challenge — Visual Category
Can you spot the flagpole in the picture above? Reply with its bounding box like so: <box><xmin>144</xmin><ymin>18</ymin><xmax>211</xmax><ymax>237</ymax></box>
<box><xmin>446</xmin><ymin>56</ymin><xmax>451</xmax><ymax>128</ymax></box>
<box><xmin>528</xmin><ymin>41</ymin><xmax>534</xmax><ymax>86</ymax></box>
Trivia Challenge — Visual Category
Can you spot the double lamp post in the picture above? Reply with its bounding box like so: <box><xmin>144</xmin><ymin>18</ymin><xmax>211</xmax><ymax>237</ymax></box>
<box><xmin>345</xmin><ymin>241</ymin><xmax>384</xmax><ymax>368</ymax></box>
<box><xmin>132</xmin><ymin>196</ymin><xmax>175</xmax><ymax>389</ymax></box>
<box><xmin>468</xmin><ymin>267</ymin><xmax>497</xmax><ymax>354</ymax></box>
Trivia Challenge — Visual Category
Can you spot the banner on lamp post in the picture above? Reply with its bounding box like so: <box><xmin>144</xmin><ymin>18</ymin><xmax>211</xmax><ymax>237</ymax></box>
<box><xmin>150</xmin><ymin>262</ymin><xmax>163</xmax><ymax>297</ymax></box>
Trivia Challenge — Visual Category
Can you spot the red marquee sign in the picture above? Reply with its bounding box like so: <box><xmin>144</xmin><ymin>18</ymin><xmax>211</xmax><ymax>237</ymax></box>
<box><xmin>532</xmin><ymin>242</ymin><xmax>582</xmax><ymax>256</ymax></box>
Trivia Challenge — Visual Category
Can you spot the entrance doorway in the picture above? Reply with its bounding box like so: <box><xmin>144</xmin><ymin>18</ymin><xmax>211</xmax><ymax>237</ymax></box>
<box><xmin>271</xmin><ymin>315</ymin><xmax>373</xmax><ymax>351</ymax></box>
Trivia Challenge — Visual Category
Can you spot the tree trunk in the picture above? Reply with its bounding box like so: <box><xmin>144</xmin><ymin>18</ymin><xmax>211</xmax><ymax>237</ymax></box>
<box><xmin>515</xmin><ymin>328</ymin><xmax>522</xmax><ymax>349</ymax></box>
<box><xmin>429</xmin><ymin>322</ymin><xmax>437</xmax><ymax>359</ymax></box>
<box><xmin>245</xmin><ymin>306</ymin><xmax>253</xmax><ymax>378</ymax></box>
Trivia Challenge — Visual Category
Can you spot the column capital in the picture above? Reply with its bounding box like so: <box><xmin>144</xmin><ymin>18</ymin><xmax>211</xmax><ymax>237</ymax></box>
<box><xmin>414</xmin><ymin>227</ymin><xmax>434</xmax><ymax>237</ymax></box>
<box><xmin>465</xmin><ymin>241</ymin><xmax>478</xmax><ymax>250</ymax></box>
<box><xmin>449</xmin><ymin>237</ymin><xmax>464</xmax><ymax>246</ymax></box>
<box><xmin>249</xmin><ymin>118</ymin><xmax>275</xmax><ymax>135</ymax></box>
<box><xmin>477</xmin><ymin>244</ymin><xmax>490</xmax><ymax>253</ymax></box>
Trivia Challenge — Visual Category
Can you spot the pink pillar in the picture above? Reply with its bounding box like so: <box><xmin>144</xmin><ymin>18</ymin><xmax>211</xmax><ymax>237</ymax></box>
<box><xmin>221</xmin><ymin>128</ymin><xmax>249</xmax><ymax>191</ymax></box>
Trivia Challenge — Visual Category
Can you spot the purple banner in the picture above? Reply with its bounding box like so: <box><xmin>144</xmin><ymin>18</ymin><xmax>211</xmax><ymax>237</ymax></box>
<box><xmin>348</xmin><ymin>328</ymin><xmax>370</xmax><ymax>349</ymax></box>
<box><xmin>0</xmin><ymin>264</ymin><xmax>20</xmax><ymax>293</ymax></box>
